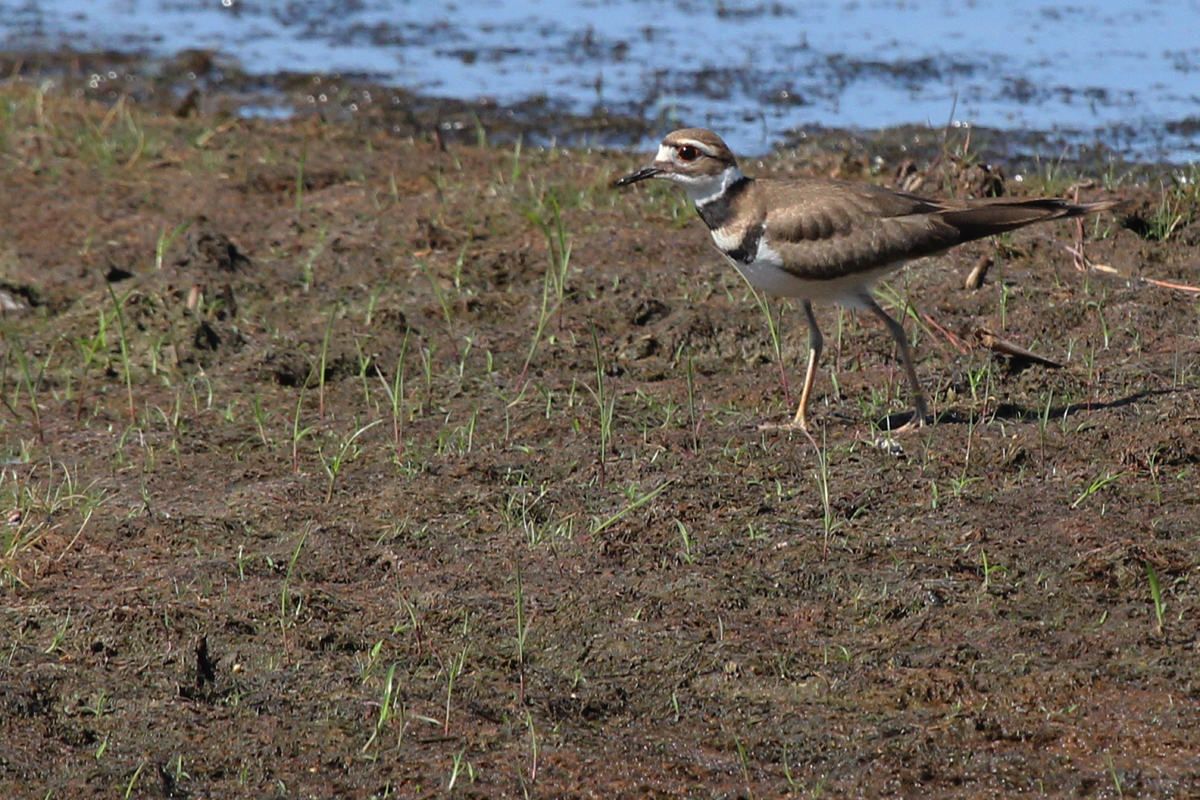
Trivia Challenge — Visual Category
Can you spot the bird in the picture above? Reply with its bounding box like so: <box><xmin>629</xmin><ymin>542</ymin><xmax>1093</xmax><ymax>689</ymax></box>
<box><xmin>615</xmin><ymin>128</ymin><xmax>1118</xmax><ymax>431</ymax></box>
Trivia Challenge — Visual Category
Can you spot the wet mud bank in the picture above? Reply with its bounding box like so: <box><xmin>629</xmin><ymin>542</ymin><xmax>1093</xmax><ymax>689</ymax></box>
<box><xmin>0</xmin><ymin>70</ymin><xmax>1197</xmax><ymax>797</ymax></box>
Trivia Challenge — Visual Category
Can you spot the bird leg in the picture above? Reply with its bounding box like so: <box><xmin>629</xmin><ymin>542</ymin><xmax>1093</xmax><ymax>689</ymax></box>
<box><xmin>756</xmin><ymin>300</ymin><xmax>824</xmax><ymax>432</ymax></box>
<box><xmin>791</xmin><ymin>300</ymin><xmax>824</xmax><ymax>431</ymax></box>
<box><xmin>860</xmin><ymin>293</ymin><xmax>930</xmax><ymax>431</ymax></box>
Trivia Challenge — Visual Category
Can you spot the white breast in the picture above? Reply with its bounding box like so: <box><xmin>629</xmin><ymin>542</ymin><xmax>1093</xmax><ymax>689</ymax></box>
<box><xmin>720</xmin><ymin>236</ymin><xmax>906</xmax><ymax>309</ymax></box>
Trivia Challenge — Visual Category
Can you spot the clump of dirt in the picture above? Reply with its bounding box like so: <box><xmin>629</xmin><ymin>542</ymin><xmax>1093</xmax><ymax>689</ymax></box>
<box><xmin>0</xmin><ymin>78</ymin><xmax>1198</xmax><ymax>799</ymax></box>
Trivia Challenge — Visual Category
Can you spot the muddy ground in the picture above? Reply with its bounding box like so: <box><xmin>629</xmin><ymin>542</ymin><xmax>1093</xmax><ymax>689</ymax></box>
<box><xmin>0</xmin><ymin>79</ymin><xmax>1198</xmax><ymax>799</ymax></box>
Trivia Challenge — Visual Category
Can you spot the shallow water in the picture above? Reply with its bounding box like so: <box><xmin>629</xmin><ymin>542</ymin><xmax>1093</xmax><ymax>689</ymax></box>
<box><xmin>2</xmin><ymin>0</ymin><xmax>1198</xmax><ymax>160</ymax></box>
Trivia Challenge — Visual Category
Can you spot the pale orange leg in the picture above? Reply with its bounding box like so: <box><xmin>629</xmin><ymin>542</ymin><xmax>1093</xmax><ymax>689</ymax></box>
<box><xmin>758</xmin><ymin>300</ymin><xmax>823</xmax><ymax>431</ymax></box>
<box><xmin>791</xmin><ymin>300</ymin><xmax>823</xmax><ymax>430</ymax></box>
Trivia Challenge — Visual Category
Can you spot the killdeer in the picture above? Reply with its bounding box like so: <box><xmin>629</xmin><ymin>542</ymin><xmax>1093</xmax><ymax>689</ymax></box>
<box><xmin>616</xmin><ymin>128</ymin><xmax>1118</xmax><ymax>431</ymax></box>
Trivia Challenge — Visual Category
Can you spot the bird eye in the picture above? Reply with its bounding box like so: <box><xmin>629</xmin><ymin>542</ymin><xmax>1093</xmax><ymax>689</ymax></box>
<box><xmin>677</xmin><ymin>145</ymin><xmax>699</xmax><ymax>161</ymax></box>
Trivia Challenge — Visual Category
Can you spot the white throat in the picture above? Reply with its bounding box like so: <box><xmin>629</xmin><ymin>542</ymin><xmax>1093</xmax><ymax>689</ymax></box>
<box><xmin>682</xmin><ymin>166</ymin><xmax>745</xmax><ymax>207</ymax></box>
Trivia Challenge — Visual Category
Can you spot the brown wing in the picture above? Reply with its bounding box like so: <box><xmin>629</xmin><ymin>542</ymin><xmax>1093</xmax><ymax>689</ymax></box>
<box><xmin>760</xmin><ymin>180</ymin><xmax>961</xmax><ymax>280</ymax></box>
<box><xmin>760</xmin><ymin>179</ymin><xmax>1113</xmax><ymax>281</ymax></box>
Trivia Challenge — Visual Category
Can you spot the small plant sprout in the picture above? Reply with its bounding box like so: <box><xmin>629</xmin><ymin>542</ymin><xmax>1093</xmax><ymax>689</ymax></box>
<box><xmin>104</xmin><ymin>281</ymin><xmax>138</xmax><ymax>423</ymax></box>
<box><xmin>782</xmin><ymin>743</ymin><xmax>798</xmax><ymax>791</ymax></box>
<box><xmin>515</xmin><ymin>194</ymin><xmax>572</xmax><ymax>390</ymax></box>
<box><xmin>508</xmin><ymin>133</ymin><xmax>523</xmax><ymax>184</ymax></box>
<box><xmin>320</xmin><ymin>419</ymin><xmax>383</xmax><ymax>503</ymax></box>
<box><xmin>300</xmin><ymin>225</ymin><xmax>328</xmax><ymax>292</ymax></box>
<box><xmin>419</xmin><ymin>345</ymin><xmax>435</xmax><ymax>415</ymax></box>
<box><xmin>364</xmin><ymin>281</ymin><xmax>388</xmax><ymax>327</ymax></box>
<box><xmin>591</xmin><ymin>479</ymin><xmax>675</xmax><ymax>537</ymax></box>
<box><xmin>124</xmin><ymin>759</ymin><xmax>149</xmax><ymax>798</ymax></box>
<box><xmin>362</xmin><ymin>661</ymin><xmax>403</xmax><ymax>753</ymax></box>
<box><xmin>1103</xmin><ymin>753</ymin><xmax>1125</xmax><ymax>799</ymax></box>
<box><xmin>1071</xmin><ymin>470</ymin><xmax>1128</xmax><ymax>509</ymax></box>
<box><xmin>251</xmin><ymin>394</ymin><xmax>272</xmax><ymax>447</ymax></box>
<box><xmin>1146</xmin><ymin>562</ymin><xmax>1165</xmax><ymax>635</ymax></box>
<box><xmin>291</xmin><ymin>385</ymin><xmax>319</xmax><ymax>474</ymax></box>
<box><xmin>3</xmin><ymin>330</ymin><xmax>47</xmax><ymax>442</ymax></box>
<box><xmin>44</xmin><ymin>611</ymin><xmax>71</xmax><ymax>654</ymax></box>
<box><xmin>442</xmin><ymin>642</ymin><xmax>468</xmax><ymax>736</ymax></box>
<box><xmin>447</xmin><ymin>747</ymin><xmax>474</xmax><ymax>791</ymax></box>
<box><xmin>675</xmin><ymin>520</ymin><xmax>696</xmax><ymax>564</ymax></box>
<box><xmin>1144</xmin><ymin>179</ymin><xmax>1192</xmax><ymax>242</ymax></box>
<box><xmin>359</xmin><ymin>639</ymin><xmax>386</xmax><ymax>684</ymax></box>
<box><xmin>381</xmin><ymin>330</ymin><xmax>412</xmax><ymax>455</ymax></box>
<box><xmin>514</xmin><ymin>556</ymin><xmax>529</xmax><ymax>703</ymax></box>
<box><xmin>294</xmin><ymin>142</ymin><xmax>308</xmax><ymax>214</ymax></box>
<box><xmin>588</xmin><ymin>328</ymin><xmax>616</xmax><ymax>478</ymax></box>
<box><xmin>82</xmin><ymin>690</ymin><xmax>110</xmax><ymax>716</ymax></box>
<box><xmin>685</xmin><ymin>354</ymin><xmax>700</xmax><ymax>449</ymax></box>
<box><xmin>735</xmin><ymin>737</ymin><xmax>751</xmax><ymax>785</ymax></box>
<box><xmin>419</xmin><ymin>260</ymin><xmax>462</xmax><ymax>364</ymax></box>
<box><xmin>316</xmin><ymin>302</ymin><xmax>340</xmax><ymax>419</ymax></box>
<box><xmin>279</xmin><ymin>524</ymin><xmax>311</xmax><ymax>627</ymax></box>
<box><xmin>980</xmin><ymin>549</ymin><xmax>1009</xmax><ymax>591</ymax></box>
<box><xmin>524</xmin><ymin>708</ymin><xmax>539</xmax><ymax>783</ymax></box>
<box><xmin>155</xmin><ymin>219</ymin><xmax>193</xmax><ymax>271</ymax></box>
<box><xmin>801</xmin><ymin>427</ymin><xmax>840</xmax><ymax>557</ymax></box>
<box><xmin>94</xmin><ymin>734</ymin><xmax>110</xmax><ymax>760</ymax></box>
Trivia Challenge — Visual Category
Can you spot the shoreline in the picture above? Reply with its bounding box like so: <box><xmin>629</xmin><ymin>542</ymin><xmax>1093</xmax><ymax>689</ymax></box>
<box><xmin>0</xmin><ymin>48</ymin><xmax>1194</xmax><ymax>171</ymax></box>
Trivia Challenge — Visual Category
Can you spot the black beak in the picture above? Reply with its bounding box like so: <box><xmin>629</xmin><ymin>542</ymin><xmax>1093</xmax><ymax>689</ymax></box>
<box><xmin>614</xmin><ymin>166</ymin><xmax>661</xmax><ymax>187</ymax></box>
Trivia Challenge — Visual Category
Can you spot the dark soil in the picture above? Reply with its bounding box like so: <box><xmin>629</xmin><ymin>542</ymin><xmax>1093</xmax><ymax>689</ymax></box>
<box><xmin>0</xmin><ymin>79</ymin><xmax>1198</xmax><ymax>799</ymax></box>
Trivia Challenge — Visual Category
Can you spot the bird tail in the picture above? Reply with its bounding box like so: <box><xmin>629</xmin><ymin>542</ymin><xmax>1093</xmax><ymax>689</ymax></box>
<box><xmin>939</xmin><ymin>197</ymin><xmax>1123</xmax><ymax>240</ymax></box>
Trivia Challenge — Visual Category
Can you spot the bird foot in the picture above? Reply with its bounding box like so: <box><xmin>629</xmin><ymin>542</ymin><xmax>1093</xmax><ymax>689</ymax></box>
<box><xmin>756</xmin><ymin>418</ymin><xmax>810</xmax><ymax>433</ymax></box>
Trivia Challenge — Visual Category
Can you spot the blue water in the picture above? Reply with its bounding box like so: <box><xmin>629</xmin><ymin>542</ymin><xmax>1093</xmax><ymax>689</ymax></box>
<box><xmin>2</xmin><ymin>0</ymin><xmax>1198</xmax><ymax>160</ymax></box>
